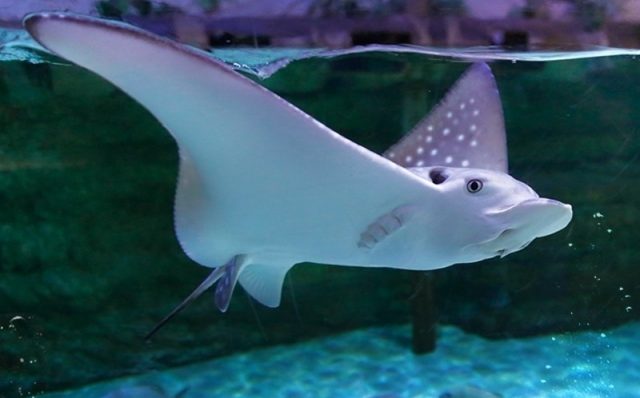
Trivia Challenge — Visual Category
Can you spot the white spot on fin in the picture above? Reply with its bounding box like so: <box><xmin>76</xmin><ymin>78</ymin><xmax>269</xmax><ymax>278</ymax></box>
<box><xmin>383</xmin><ymin>63</ymin><xmax>507</xmax><ymax>172</ymax></box>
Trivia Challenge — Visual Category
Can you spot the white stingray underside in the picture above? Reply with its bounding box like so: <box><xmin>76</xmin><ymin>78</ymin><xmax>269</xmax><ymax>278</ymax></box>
<box><xmin>25</xmin><ymin>13</ymin><xmax>438</xmax><ymax>269</ymax></box>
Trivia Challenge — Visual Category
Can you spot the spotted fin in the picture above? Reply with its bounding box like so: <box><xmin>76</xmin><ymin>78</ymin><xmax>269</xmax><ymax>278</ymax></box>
<box><xmin>384</xmin><ymin>63</ymin><xmax>507</xmax><ymax>172</ymax></box>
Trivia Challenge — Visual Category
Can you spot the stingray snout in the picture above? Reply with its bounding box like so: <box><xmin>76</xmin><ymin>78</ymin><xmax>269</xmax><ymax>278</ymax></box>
<box><xmin>489</xmin><ymin>197</ymin><xmax>573</xmax><ymax>239</ymax></box>
<box><xmin>470</xmin><ymin>197</ymin><xmax>572</xmax><ymax>259</ymax></box>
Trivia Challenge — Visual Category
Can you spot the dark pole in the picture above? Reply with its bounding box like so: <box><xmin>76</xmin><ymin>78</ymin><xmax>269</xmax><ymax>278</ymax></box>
<box><xmin>401</xmin><ymin>57</ymin><xmax>437</xmax><ymax>355</ymax></box>
<box><xmin>410</xmin><ymin>271</ymin><xmax>437</xmax><ymax>354</ymax></box>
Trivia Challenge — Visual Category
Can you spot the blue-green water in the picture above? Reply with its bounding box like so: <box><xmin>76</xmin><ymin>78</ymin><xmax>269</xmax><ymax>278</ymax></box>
<box><xmin>41</xmin><ymin>322</ymin><xmax>640</xmax><ymax>398</ymax></box>
<box><xmin>2</xmin><ymin>26</ymin><xmax>640</xmax><ymax>398</ymax></box>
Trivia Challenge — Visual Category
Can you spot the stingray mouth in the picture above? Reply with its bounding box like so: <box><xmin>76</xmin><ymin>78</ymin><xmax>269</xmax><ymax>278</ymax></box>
<box><xmin>485</xmin><ymin>228</ymin><xmax>517</xmax><ymax>257</ymax></box>
<box><xmin>474</xmin><ymin>197</ymin><xmax>572</xmax><ymax>258</ymax></box>
<box><xmin>463</xmin><ymin>227</ymin><xmax>524</xmax><ymax>258</ymax></box>
<box><xmin>492</xmin><ymin>229</ymin><xmax>534</xmax><ymax>257</ymax></box>
<box><xmin>493</xmin><ymin>229</ymin><xmax>514</xmax><ymax>257</ymax></box>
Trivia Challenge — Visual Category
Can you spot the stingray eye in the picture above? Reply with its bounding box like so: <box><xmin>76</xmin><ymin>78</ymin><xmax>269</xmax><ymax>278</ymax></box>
<box><xmin>466</xmin><ymin>179</ymin><xmax>483</xmax><ymax>193</ymax></box>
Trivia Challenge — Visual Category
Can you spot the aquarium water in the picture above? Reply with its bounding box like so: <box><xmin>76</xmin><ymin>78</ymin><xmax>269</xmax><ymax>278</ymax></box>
<box><xmin>1</xmin><ymin>23</ymin><xmax>640</xmax><ymax>398</ymax></box>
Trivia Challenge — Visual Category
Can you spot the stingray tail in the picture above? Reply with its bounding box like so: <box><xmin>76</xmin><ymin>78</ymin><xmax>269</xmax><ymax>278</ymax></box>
<box><xmin>145</xmin><ymin>257</ymin><xmax>295</xmax><ymax>340</ymax></box>
<box><xmin>144</xmin><ymin>256</ymin><xmax>240</xmax><ymax>340</ymax></box>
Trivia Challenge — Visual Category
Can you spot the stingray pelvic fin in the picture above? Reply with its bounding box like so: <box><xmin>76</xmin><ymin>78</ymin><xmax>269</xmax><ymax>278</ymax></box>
<box><xmin>145</xmin><ymin>256</ymin><xmax>239</xmax><ymax>340</ymax></box>
<box><xmin>239</xmin><ymin>263</ymin><xmax>294</xmax><ymax>308</ymax></box>
<box><xmin>214</xmin><ymin>256</ymin><xmax>245</xmax><ymax>312</ymax></box>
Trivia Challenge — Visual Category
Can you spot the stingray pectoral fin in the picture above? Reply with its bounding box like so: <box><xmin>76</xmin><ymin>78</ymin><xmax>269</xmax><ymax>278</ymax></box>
<box><xmin>238</xmin><ymin>263</ymin><xmax>295</xmax><ymax>307</ymax></box>
<box><xmin>25</xmin><ymin>13</ymin><xmax>437</xmax><ymax>269</ymax></box>
<box><xmin>358</xmin><ymin>205</ymin><xmax>415</xmax><ymax>249</ymax></box>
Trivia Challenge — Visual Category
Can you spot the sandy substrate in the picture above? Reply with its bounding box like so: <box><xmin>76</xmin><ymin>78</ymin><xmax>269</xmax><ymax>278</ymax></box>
<box><xmin>42</xmin><ymin>321</ymin><xmax>640</xmax><ymax>398</ymax></box>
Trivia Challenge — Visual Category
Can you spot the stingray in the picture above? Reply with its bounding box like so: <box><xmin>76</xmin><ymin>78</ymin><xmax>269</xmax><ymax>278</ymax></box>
<box><xmin>24</xmin><ymin>13</ymin><xmax>572</xmax><ymax>338</ymax></box>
